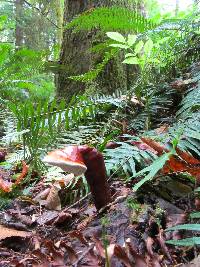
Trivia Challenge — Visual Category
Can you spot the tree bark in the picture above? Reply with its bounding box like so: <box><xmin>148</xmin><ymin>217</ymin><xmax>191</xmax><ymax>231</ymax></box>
<box><xmin>55</xmin><ymin>0</ymin><xmax>64</xmax><ymax>47</ymax></box>
<box><xmin>56</xmin><ymin>0</ymin><xmax>137</xmax><ymax>100</ymax></box>
<box><xmin>15</xmin><ymin>0</ymin><xmax>24</xmax><ymax>49</ymax></box>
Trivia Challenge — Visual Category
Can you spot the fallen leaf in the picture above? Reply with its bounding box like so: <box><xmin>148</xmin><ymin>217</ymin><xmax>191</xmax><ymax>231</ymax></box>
<box><xmin>140</xmin><ymin>138</ymin><xmax>168</xmax><ymax>156</ymax></box>
<box><xmin>33</xmin><ymin>188</ymin><xmax>50</xmax><ymax>203</ymax></box>
<box><xmin>45</xmin><ymin>240</ymin><xmax>65</xmax><ymax>265</ymax></box>
<box><xmin>14</xmin><ymin>214</ymin><xmax>35</xmax><ymax>227</ymax></box>
<box><xmin>114</xmin><ymin>244</ymin><xmax>132</xmax><ymax>267</ymax></box>
<box><xmin>60</xmin><ymin>241</ymin><xmax>78</xmax><ymax>263</ymax></box>
<box><xmin>155</xmin><ymin>125</ymin><xmax>169</xmax><ymax>134</ymax></box>
<box><xmin>157</xmin><ymin>229</ymin><xmax>173</xmax><ymax>263</ymax></box>
<box><xmin>37</xmin><ymin>210</ymin><xmax>58</xmax><ymax>225</ymax></box>
<box><xmin>45</xmin><ymin>184</ymin><xmax>61</xmax><ymax>211</ymax></box>
<box><xmin>32</xmin><ymin>249</ymin><xmax>49</xmax><ymax>267</ymax></box>
<box><xmin>69</xmin><ymin>230</ymin><xmax>88</xmax><ymax>246</ymax></box>
<box><xmin>32</xmin><ymin>236</ymin><xmax>41</xmax><ymax>250</ymax></box>
<box><xmin>53</xmin><ymin>211</ymin><xmax>72</xmax><ymax>225</ymax></box>
<box><xmin>15</xmin><ymin>161</ymin><xmax>29</xmax><ymax>185</ymax></box>
<box><xmin>176</xmin><ymin>148</ymin><xmax>200</xmax><ymax>164</ymax></box>
<box><xmin>146</xmin><ymin>237</ymin><xmax>154</xmax><ymax>257</ymax></box>
<box><xmin>0</xmin><ymin>225</ymin><xmax>31</xmax><ymax>241</ymax></box>
<box><xmin>125</xmin><ymin>239</ymin><xmax>147</xmax><ymax>267</ymax></box>
<box><xmin>131</xmin><ymin>141</ymin><xmax>158</xmax><ymax>154</ymax></box>
<box><xmin>0</xmin><ymin>177</ymin><xmax>12</xmax><ymax>192</ymax></box>
<box><xmin>93</xmin><ymin>235</ymin><xmax>105</xmax><ymax>258</ymax></box>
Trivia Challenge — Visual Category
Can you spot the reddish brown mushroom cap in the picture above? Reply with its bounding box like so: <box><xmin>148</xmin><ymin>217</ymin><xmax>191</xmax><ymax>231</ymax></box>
<box><xmin>44</xmin><ymin>145</ymin><xmax>111</xmax><ymax>210</ymax></box>
<box><xmin>43</xmin><ymin>145</ymin><xmax>87</xmax><ymax>176</ymax></box>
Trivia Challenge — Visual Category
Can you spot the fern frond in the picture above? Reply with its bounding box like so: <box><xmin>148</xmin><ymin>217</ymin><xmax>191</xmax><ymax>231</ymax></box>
<box><xmin>66</xmin><ymin>6</ymin><xmax>157</xmax><ymax>33</ymax></box>
<box><xmin>104</xmin><ymin>141</ymin><xmax>156</xmax><ymax>178</ymax></box>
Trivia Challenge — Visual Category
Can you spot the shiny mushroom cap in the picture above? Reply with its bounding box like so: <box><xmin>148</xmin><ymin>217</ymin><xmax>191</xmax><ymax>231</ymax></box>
<box><xmin>43</xmin><ymin>145</ymin><xmax>87</xmax><ymax>176</ymax></box>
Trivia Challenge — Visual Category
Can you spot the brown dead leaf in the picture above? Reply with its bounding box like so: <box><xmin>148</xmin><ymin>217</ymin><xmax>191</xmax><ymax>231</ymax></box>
<box><xmin>157</xmin><ymin>229</ymin><xmax>173</xmax><ymax>263</ymax></box>
<box><xmin>77</xmin><ymin>214</ymin><xmax>95</xmax><ymax>231</ymax></box>
<box><xmin>0</xmin><ymin>177</ymin><xmax>12</xmax><ymax>192</ymax></box>
<box><xmin>155</xmin><ymin>124</ymin><xmax>169</xmax><ymax>134</ymax></box>
<box><xmin>131</xmin><ymin>141</ymin><xmax>158</xmax><ymax>154</ymax></box>
<box><xmin>170</xmin><ymin>78</ymin><xmax>197</xmax><ymax>92</ymax></box>
<box><xmin>45</xmin><ymin>184</ymin><xmax>61</xmax><ymax>210</ymax></box>
<box><xmin>37</xmin><ymin>210</ymin><xmax>58</xmax><ymax>225</ymax></box>
<box><xmin>140</xmin><ymin>137</ymin><xmax>168</xmax><ymax>156</ymax></box>
<box><xmin>125</xmin><ymin>240</ymin><xmax>147</xmax><ymax>267</ymax></box>
<box><xmin>162</xmin><ymin>155</ymin><xmax>200</xmax><ymax>179</ymax></box>
<box><xmin>45</xmin><ymin>240</ymin><xmax>65</xmax><ymax>265</ymax></box>
<box><xmin>114</xmin><ymin>244</ymin><xmax>132</xmax><ymax>267</ymax></box>
<box><xmin>33</xmin><ymin>188</ymin><xmax>50</xmax><ymax>203</ymax></box>
<box><xmin>14</xmin><ymin>214</ymin><xmax>34</xmax><ymax>227</ymax></box>
<box><xmin>146</xmin><ymin>237</ymin><xmax>154</xmax><ymax>257</ymax></box>
<box><xmin>15</xmin><ymin>160</ymin><xmax>29</xmax><ymax>185</ymax></box>
<box><xmin>32</xmin><ymin>249</ymin><xmax>49</xmax><ymax>267</ymax></box>
<box><xmin>69</xmin><ymin>230</ymin><xmax>88</xmax><ymax>246</ymax></box>
<box><xmin>182</xmin><ymin>255</ymin><xmax>200</xmax><ymax>267</ymax></box>
<box><xmin>32</xmin><ymin>236</ymin><xmax>41</xmax><ymax>250</ymax></box>
<box><xmin>176</xmin><ymin>148</ymin><xmax>200</xmax><ymax>165</ymax></box>
<box><xmin>60</xmin><ymin>241</ymin><xmax>78</xmax><ymax>263</ymax></box>
<box><xmin>147</xmin><ymin>255</ymin><xmax>162</xmax><ymax>267</ymax></box>
<box><xmin>0</xmin><ymin>225</ymin><xmax>31</xmax><ymax>240</ymax></box>
<box><xmin>93</xmin><ymin>235</ymin><xmax>105</xmax><ymax>258</ymax></box>
<box><xmin>53</xmin><ymin>211</ymin><xmax>72</xmax><ymax>225</ymax></box>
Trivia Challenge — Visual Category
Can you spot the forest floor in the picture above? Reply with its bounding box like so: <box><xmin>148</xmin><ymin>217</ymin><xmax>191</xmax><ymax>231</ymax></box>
<box><xmin>0</xmin><ymin>64</ymin><xmax>200</xmax><ymax>267</ymax></box>
<box><xmin>0</xmin><ymin>171</ymin><xmax>198</xmax><ymax>267</ymax></box>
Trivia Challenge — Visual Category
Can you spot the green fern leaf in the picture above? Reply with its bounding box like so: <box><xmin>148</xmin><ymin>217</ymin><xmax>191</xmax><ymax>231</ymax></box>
<box><xmin>166</xmin><ymin>224</ymin><xmax>200</xmax><ymax>231</ymax></box>
<box><xmin>132</xmin><ymin>151</ymin><xmax>173</xmax><ymax>191</ymax></box>
<box><xmin>166</xmin><ymin>237</ymin><xmax>200</xmax><ymax>246</ymax></box>
<box><xmin>190</xmin><ymin>212</ymin><xmax>200</xmax><ymax>219</ymax></box>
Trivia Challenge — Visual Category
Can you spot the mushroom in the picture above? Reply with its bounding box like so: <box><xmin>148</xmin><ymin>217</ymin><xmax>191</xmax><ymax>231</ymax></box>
<box><xmin>43</xmin><ymin>145</ymin><xmax>111</xmax><ymax>210</ymax></box>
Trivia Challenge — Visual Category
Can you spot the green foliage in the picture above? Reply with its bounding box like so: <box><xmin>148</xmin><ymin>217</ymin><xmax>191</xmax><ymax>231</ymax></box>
<box><xmin>166</xmin><ymin>237</ymin><xmax>200</xmax><ymax>246</ymax></box>
<box><xmin>132</xmin><ymin>149</ymin><xmax>174</xmax><ymax>191</ymax></box>
<box><xmin>69</xmin><ymin>49</ymin><xmax>117</xmax><ymax>82</ymax></box>
<box><xmin>1</xmin><ymin>90</ymin><xmax>132</xmax><ymax>179</ymax></box>
<box><xmin>165</xmin><ymin>223</ymin><xmax>200</xmax><ymax>246</ymax></box>
<box><xmin>0</xmin><ymin>42</ymin><xmax>54</xmax><ymax>101</ymax></box>
<box><xmin>104</xmin><ymin>140</ymin><xmax>156</xmax><ymax>178</ymax></box>
<box><xmin>6</xmin><ymin>94</ymin><xmax>116</xmax><ymax>170</ymax></box>
<box><xmin>166</xmin><ymin>224</ymin><xmax>200</xmax><ymax>232</ymax></box>
<box><xmin>190</xmin><ymin>212</ymin><xmax>200</xmax><ymax>219</ymax></box>
<box><xmin>66</xmin><ymin>6</ymin><xmax>156</xmax><ymax>33</ymax></box>
<box><xmin>0</xmin><ymin>196</ymin><xmax>12</xmax><ymax>211</ymax></box>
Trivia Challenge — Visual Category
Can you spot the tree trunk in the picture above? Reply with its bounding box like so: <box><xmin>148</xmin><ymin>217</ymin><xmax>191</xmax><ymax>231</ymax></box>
<box><xmin>55</xmin><ymin>0</ymin><xmax>64</xmax><ymax>47</ymax></box>
<box><xmin>56</xmin><ymin>0</ymin><xmax>137</xmax><ymax>100</ymax></box>
<box><xmin>15</xmin><ymin>0</ymin><xmax>24</xmax><ymax>49</ymax></box>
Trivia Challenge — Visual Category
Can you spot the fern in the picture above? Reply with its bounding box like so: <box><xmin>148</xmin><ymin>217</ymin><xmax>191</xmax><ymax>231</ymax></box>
<box><xmin>0</xmin><ymin>36</ymin><xmax>53</xmax><ymax>101</ymax></box>
<box><xmin>166</xmin><ymin>237</ymin><xmax>200</xmax><ymax>246</ymax></box>
<box><xmin>5</xmin><ymin>93</ymin><xmax>122</xmax><ymax>169</ymax></box>
<box><xmin>132</xmin><ymin>149</ymin><xmax>175</xmax><ymax>191</ymax></box>
<box><xmin>166</xmin><ymin>224</ymin><xmax>200</xmax><ymax>232</ymax></box>
<box><xmin>66</xmin><ymin>6</ymin><xmax>157</xmax><ymax>33</ymax></box>
<box><xmin>104</xmin><ymin>140</ymin><xmax>157</xmax><ymax>178</ymax></box>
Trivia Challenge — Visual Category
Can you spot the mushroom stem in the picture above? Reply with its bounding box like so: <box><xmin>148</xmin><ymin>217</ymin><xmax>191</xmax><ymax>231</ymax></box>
<box><xmin>79</xmin><ymin>146</ymin><xmax>111</xmax><ymax>210</ymax></box>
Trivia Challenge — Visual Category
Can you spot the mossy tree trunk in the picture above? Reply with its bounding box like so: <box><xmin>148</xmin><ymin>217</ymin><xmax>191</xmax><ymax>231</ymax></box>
<box><xmin>15</xmin><ymin>0</ymin><xmax>24</xmax><ymax>49</ymax></box>
<box><xmin>55</xmin><ymin>0</ymin><xmax>64</xmax><ymax>47</ymax></box>
<box><xmin>56</xmin><ymin>0</ymin><xmax>138</xmax><ymax>100</ymax></box>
